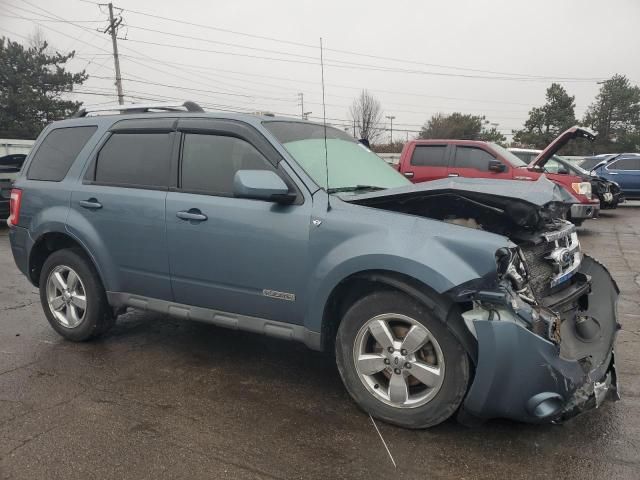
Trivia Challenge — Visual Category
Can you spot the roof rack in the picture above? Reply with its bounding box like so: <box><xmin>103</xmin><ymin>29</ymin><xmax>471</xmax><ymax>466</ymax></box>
<box><xmin>73</xmin><ymin>101</ymin><xmax>204</xmax><ymax>118</ymax></box>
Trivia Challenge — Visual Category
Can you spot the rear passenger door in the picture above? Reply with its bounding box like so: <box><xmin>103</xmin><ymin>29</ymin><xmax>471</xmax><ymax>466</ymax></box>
<box><xmin>404</xmin><ymin>144</ymin><xmax>450</xmax><ymax>182</ymax></box>
<box><xmin>449</xmin><ymin>145</ymin><xmax>511</xmax><ymax>180</ymax></box>
<box><xmin>604</xmin><ymin>157</ymin><xmax>640</xmax><ymax>197</ymax></box>
<box><xmin>68</xmin><ymin>119</ymin><xmax>176</xmax><ymax>300</ymax></box>
<box><xmin>165</xmin><ymin>118</ymin><xmax>311</xmax><ymax>325</ymax></box>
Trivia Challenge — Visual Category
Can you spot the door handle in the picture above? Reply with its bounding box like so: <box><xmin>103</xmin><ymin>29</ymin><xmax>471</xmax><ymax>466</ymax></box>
<box><xmin>79</xmin><ymin>199</ymin><xmax>102</xmax><ymax>209</ymax></box>
<box><xmin>403</xmin><ymin>171</ymin><xmax>414</xmax><ymax>178</ymax></box>
<box><xmin>448</xmin><ymin>173</ymin><xmax>459</xmax><ymax>177</ymax></box>
<box><xmin>176</xmin><ymin>209</ymin><xmax>208</xmax><ymax>222</ymax></box>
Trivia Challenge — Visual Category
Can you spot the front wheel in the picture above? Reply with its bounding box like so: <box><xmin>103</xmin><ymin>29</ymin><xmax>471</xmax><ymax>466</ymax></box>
<box><xmin>335</xmin><ymin>290</ymin><xmax>470</xmax><ymax>429</ymax></box>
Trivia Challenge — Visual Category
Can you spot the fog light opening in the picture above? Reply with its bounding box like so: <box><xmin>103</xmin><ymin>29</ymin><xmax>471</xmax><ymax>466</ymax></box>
<box><xmin>527</xmin><ymin>392</ymin><xmax>564</xmax><ymax>419</ymax></box>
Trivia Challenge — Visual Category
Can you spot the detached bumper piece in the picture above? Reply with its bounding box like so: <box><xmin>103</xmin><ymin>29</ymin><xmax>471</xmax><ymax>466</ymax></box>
<box><xmin>462</xmin><ymin>255</ymin><xmax>619</xmax><ymax>423</ymax></box>
<box><xmin>570</xmin><ymin>202</ymin><xmax>600</xmax><ymax>220</ymax></box>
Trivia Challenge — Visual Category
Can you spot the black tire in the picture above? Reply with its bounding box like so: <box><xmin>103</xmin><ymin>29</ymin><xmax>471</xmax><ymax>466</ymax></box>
<box><xmin>39</xmin><ymin>248</ymin><xmax>114</xmax><ymax>341</ymax></box>
<box><xmin>335</xmin><ymin>290</ymin><xmax>470</xmax><ymax>429</ymax></box>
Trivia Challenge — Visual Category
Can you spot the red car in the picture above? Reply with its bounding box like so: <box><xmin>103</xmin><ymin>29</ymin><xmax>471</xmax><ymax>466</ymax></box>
<box><xmin>396</xmin><ymin>127</ymin><xmax>599</xmax><ymax>225</ymax></box>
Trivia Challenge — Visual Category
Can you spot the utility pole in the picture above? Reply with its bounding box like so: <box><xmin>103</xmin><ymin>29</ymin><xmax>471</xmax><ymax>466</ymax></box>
<box><xmin>102</xmin><ymin>3</ymin><xmax>124</xmax><ymax>105</ymax></box>
<box><xmin>386</xmin><ymin>115</ymin><xmax>396</xmax><ymax>144</ymax></box>
<box><xmin>297</xmin><ymin>92</ymin><xmax>304</xmax><ymax>119</ymax></box>
<box><xmin>353</xmin><ymin>118</ymin><xmax>356</xmax><ymax>137</ymax></box>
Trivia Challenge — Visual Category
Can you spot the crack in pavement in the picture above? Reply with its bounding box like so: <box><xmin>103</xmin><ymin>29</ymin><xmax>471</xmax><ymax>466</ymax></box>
<box><xmin>0</xmin><ymin>300</ymin><xmax>36</xmax><ymax>312</ymax></box>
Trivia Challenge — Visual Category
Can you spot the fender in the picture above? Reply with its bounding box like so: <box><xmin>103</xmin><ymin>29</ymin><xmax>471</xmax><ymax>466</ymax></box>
<box><xmin>63</xmin><ymin>207</ymin><xmax>119</xmax><ymax>292</ymax></box>
<box><xmin>304</xmin><ymin>232</ymin><xmax>506</xmax><ymax>334</ymax></box>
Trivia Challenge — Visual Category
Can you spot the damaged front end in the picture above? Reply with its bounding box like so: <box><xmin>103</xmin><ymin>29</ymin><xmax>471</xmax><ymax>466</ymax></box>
<box><xmin>347</xmin><ymin>177</ymin><xmax>620</xmax><ymax>423</ymax></box>
<box><xmin>453</xmin><ymin>246</ymin><xmax>619</xmax><ymax>423</ymax></box>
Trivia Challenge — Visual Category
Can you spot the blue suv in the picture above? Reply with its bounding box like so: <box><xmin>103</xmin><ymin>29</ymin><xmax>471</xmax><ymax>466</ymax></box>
<box><xmin>581</xmin><ymin>154</ymin><xmax>640</xmax><ymax>200</ymax></box>
<box><xmin>8</xmin><ymin>102</ymin><xmax>619</xmax><ymax>429</ymax></box>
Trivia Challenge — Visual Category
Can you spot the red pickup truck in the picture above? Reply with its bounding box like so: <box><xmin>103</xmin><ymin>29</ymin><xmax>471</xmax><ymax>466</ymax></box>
<box><xmin>396</xmin><ymin>127</ymin><xmax>599</xmax><ymax>225</ymax></box>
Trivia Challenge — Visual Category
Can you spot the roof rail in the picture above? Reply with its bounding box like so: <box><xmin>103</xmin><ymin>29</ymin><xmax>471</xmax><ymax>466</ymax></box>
<box><xmin>73</xmin><ymin>101</ymin><xmax>204</xmax><ymax>118</ymax></box>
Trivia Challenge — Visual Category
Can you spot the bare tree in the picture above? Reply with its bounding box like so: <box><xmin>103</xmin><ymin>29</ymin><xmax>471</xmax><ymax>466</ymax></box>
<box><xmin>28</xmin><ymin>27</ymin><xmax>48</xmax><ymax>49</ymax></box>
<box><xmin>349</xmin><ymin>89</ymin><xmax>384</xmax><ymax>143</ymax></box>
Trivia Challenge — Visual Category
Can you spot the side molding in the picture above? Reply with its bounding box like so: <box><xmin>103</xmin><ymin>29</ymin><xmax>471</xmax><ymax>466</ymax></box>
<box><xmin>107</xmin><ymin>292</ymin><xmax>322</xmax><ymax>350</ymax></box>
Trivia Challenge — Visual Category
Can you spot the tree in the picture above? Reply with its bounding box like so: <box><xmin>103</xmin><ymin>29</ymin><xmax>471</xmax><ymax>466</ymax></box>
<box><xmin>0</xmin><ymin>36</ymin><xmax>88</xmax><ymax>139</ymax></box>
<box><xmin>418</xmin><ymin>112</ymin><xmax>506</xmax><ymax>144</ymax></box>
<box><xmin>349</xmin><ymin>89</ymin><xmax>384</xmax><ymax>144</ymax></box>
<box><xmin>582</xmin><ymin>74</ymin><xmax>640</xmax><ymax>152</ymax></box>
<box><xmin>512</xmin><ymin>83</ymin><xmax>576</xmax><ymax>148</ymax></box>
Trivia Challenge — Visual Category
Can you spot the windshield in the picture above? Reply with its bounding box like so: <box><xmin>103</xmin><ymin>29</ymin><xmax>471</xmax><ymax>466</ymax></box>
<box><xmin>264</xmin><ymin>121</ymin><xmax>410</xmax><ymax>192</ymax></box>
<box><xmin>579</xmin><ymin>157</ymin><xmax>609</xmax><ymax>171</ymax></box>
<box><xmin>490</xmin><ymin>143</ymin><xmax>528</xmax><ymax>167</ymax></box>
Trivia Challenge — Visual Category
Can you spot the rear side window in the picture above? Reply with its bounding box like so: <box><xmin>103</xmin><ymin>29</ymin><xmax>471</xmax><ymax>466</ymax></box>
<box><xmin>609</xmin><ymin>157</ymin><xmax>640</xmax><ymax>171</ymax></box>
<box><xmin>410</xmin><ymin>145</ymin><xmax>447</xmax><ymax>167</ymax></box>
<box><xmin>94</xmin><ymin>133</ymin><xmax>172</xmax><ymax>188</ymax></box>
<box><xmin>453</xmin><ymin>146</ymin><xmax>496</xmax><ymax>170</ymax></box>
<box><xmin>180</xmin><ymin>133</ymin><xmax>274</xmax><ymax>195</ymax></box>
<box><xmin>27</xmin><ymin>126</ymin><xmax>97</xmax><ymax>181</ymax></box>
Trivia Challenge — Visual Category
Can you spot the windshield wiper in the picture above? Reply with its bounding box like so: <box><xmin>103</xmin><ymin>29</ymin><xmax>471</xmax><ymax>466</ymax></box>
<box><xmin>327</xmin><ymin>185</ymin><xmax>387</xmax><ymax>194</ymax></box>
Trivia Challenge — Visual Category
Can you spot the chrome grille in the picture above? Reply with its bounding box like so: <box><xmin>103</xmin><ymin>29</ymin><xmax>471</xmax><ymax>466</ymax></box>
<box><xmin>521</xmin><ymin>223</ymin><xmax>582</xmax><ymax>297</ymax></box>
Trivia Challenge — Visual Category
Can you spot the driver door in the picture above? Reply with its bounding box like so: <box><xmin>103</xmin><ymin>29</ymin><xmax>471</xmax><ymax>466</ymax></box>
<box><xmin>166</xmin><ymin>118</ymin><xmax>312</xmax><ymax>325</ymax></box>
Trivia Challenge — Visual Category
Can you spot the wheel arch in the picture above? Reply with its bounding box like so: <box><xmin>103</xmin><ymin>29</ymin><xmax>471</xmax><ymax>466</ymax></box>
<box><xmin>28</xmin><ymin>230</ymin><xmax>107</xmax><ymax>290</ymax></box>
<box><xmin>320</xmin><ymin>269</ymin><xmax>477</xmax><ymax>362</ymax></box>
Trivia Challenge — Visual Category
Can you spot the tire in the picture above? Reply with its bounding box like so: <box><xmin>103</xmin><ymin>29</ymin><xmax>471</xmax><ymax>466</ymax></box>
<box><xmin>39</xmin><ymin>248</ymin><xmax>114</xmax><ymax>341</ymax></box>
<box><xmin>335</xmin><ymin>290</ymin><xmax>470</xmax><ymax>429</ymax></box>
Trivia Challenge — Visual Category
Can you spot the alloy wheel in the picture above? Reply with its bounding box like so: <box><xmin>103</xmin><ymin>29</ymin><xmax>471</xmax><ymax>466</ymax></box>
<box><xmin>353</xmin><ymin>313</ymin><xmax>445</xmax><ymax>408</ymax></box>
<box><xmin>46</xmin><ymin>265</ymin><xmax>87</xmax><ymax>329</ymax></box>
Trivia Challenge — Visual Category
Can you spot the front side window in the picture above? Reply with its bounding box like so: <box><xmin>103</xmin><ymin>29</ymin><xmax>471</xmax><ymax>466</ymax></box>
<box><xmin>264</xmin><ymin>121</ymin><xmax>409</xmax><ymax>193</ymax></box>
<box><xmin>453</xmin><ymin>146</ymin><xmax>497</xmax><ymax>170</ymax></box>
<box><xmin>180</xmin><ymin>133</ymin><xmax>274</xmax><ymax>195</ymax></box>
<box><xmin>609</xmin><ymin>157</ymin><xmax>640</xmax><ymax>171</ymax></box>
<box><xmin>545</xmin><ymin>159</ymin><xmax>561</xmax><ymax>173</ymax></box>
<box><xmin>94</xmin><ymin>132</ymin><xmax>171</xmax><ymax>188</ymax></box>
<box><xmin>510</xmin><ymin>151</ymin><xmax>536</xmax><ymax>164</ymax></box>
<box><xmin>491</xmin><ymin>143</ymin><xmax>528</xmax><ymax>167</ymax></box>
<box><xmin>410</xmin><ymin>145</ymin><xmax>447</xmax><ymax>167</ymax></box>
<box><xmin>27</xmin><ymin>126</ymin><xmax>97</xmax><ymax>181</ymax></box>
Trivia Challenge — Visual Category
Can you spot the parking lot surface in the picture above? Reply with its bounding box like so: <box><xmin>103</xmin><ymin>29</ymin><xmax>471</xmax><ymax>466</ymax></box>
<box><xmin>1</xmin><ymin>205</ymin><xmax>639</xmax><ymax>480</ymax></box>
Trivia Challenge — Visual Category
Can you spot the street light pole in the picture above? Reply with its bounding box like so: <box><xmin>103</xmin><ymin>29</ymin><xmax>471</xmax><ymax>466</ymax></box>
<box><xmin>386</xmin><ymin>115</ymin><xmax>396</xmax><ymax>144</ymax></box>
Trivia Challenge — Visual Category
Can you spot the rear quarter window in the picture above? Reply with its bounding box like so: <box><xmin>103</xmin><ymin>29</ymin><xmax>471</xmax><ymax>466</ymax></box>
<box><xmin>27</xmin><ymin>126</ymin><xmax>97</xmax><ymax>181</ymax></box>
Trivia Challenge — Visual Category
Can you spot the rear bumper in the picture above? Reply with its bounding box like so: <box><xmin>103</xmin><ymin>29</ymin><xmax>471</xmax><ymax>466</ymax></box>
<box><xmin>462</xmin><ymin>255</ymin><xmax>619</xmax><ymax>423</ymax></box>
<box><xmin>570</xmin><ymin>202</ymin><xmax>599</xmax><ymax>220</ymax></box>
<box><xmin>8</xmin><ymin>225</ymin><xmax>30</xmax><ymax>279</ymax></box>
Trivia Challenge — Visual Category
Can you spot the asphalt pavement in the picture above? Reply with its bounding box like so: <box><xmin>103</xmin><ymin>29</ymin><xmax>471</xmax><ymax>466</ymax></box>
<box><xmin>1</xmin><ymin>204</ymin><xmax>639</xmax><ymax>479</ymax></box>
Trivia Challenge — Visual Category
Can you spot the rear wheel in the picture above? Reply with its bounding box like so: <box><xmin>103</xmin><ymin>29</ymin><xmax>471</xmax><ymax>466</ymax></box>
<box><xmin>335</xmin><ymin>290</ymin><xmax>470</xmax><ymax>429</ymax></box>
<box><xmin>39</xmin><ymin>249</ymin><xmax>114</xmax><ymax>341</ymax></box>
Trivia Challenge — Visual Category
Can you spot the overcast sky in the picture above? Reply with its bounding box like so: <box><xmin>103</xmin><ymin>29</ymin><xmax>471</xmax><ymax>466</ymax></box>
<box><xmin>2</xmin><ymin>0</ymin><xmax>639</xmax><ymax>140</ymax></box>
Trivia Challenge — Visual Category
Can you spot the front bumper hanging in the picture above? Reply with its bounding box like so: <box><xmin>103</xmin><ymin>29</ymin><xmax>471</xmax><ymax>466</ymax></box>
<box><xmin>461</xmin><ymin>255</ymin><xmax>619</xmax><ymax>423</ymax></box>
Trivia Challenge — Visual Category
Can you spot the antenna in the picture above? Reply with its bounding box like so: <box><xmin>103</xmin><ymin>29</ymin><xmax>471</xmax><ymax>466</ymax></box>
<box><xmin>320</xmin><ymin>37</ymin><xmax>330</xmax><ymax>211</ymax></box>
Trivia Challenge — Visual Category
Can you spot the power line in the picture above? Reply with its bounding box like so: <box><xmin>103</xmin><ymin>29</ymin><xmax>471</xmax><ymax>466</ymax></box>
<box><xmin>7</xmin><ymin>2</ymin><xmax>570</xmax><ymax>110</ymax></box>
<box><xmin>115</xmin><ymin>35</ymin><xmax>602</xmax><ymax>83</ymax></box>
<box><xmin>75</xmin><ymin>0</ymin><xmax>605</xmax><ymax>82</ymax></box>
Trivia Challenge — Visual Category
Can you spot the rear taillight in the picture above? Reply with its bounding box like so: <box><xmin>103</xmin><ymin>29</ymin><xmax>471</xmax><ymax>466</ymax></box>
<box><xmin>7</xmin><ymin>188</ymin><xmax>22</xmax><ymax>227</ymax></box>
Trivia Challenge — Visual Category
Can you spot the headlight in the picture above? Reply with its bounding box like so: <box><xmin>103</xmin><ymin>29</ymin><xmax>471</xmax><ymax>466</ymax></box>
<box><xmin>571</xmin><ymin>182</ymin><xmax>592</xmax><ymax>197</ymax></box>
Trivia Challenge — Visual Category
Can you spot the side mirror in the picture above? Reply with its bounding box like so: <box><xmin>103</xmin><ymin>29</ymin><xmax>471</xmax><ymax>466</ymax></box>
<box><xmin>557</xmin><ymin>167</ymin><xmax>569</xmax><ymax>175</ymax></box>
<box><xmin>488</xmin><ymin>160</ymin><xmax>506</xmax><ymax>172</ymax></box>
<box><xmin>233</xmin><ymin>170</ymin><xmax>295</xmax><ymax>203</ymax></box>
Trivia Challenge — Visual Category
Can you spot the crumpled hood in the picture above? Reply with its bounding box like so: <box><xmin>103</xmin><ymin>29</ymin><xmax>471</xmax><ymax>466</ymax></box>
<box><xmin>346</xmin><ymin>175</ymin><xmax>576</xmax><ymax>206</ymax></box>
<box><xmin>344</xmin><ymin>176</ymin><xmax>576</xmax><ymax>236</ymax></box>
